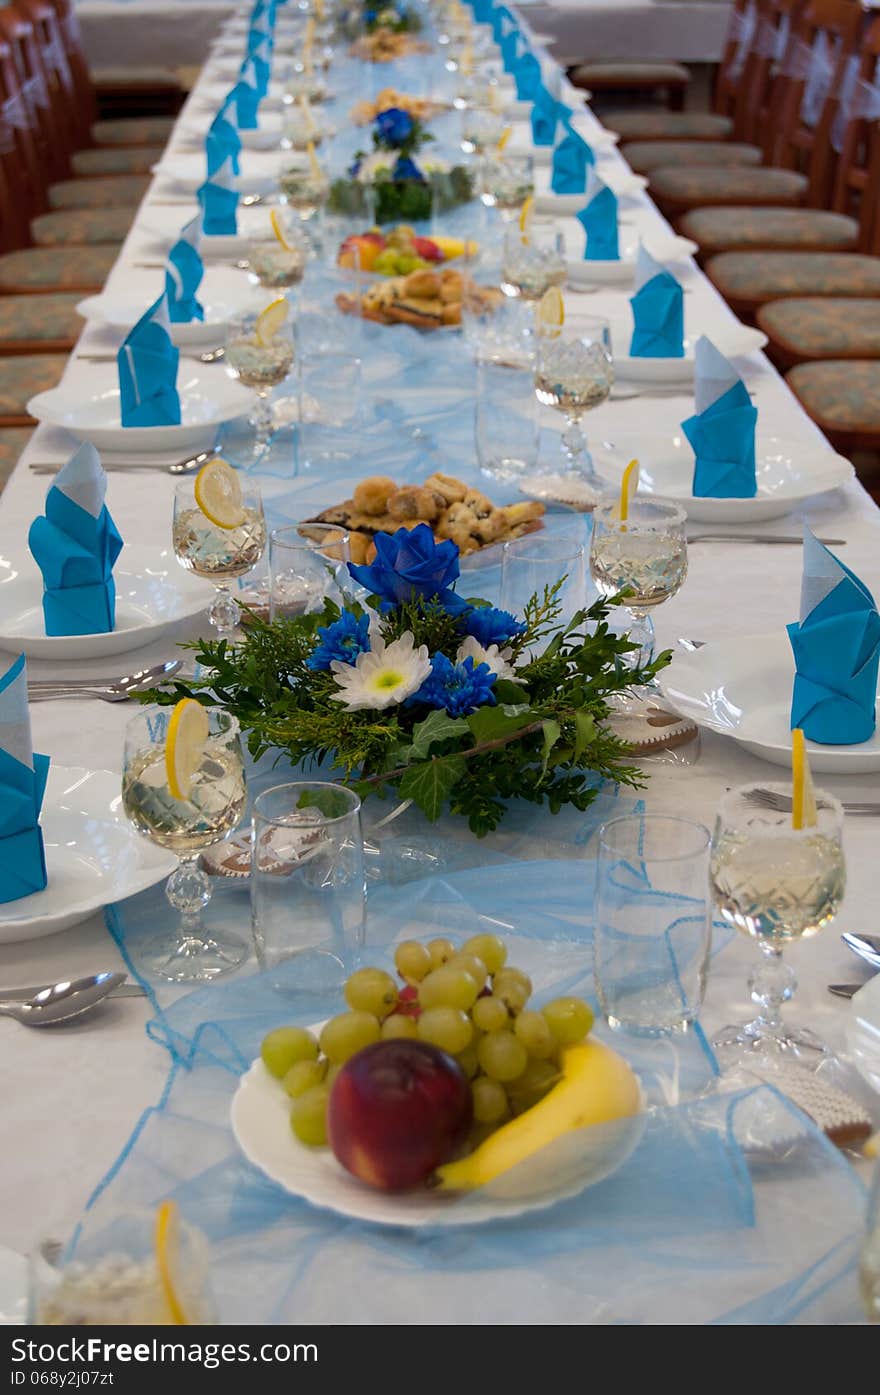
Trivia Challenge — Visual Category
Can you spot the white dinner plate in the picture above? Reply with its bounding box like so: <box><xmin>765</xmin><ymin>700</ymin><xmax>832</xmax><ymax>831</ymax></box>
<box><xmin>141</xmin><ymin>205</ymin><xmax>277</xmax><ymax>259</ymax></box>
<box><xmin>78</xmin><ymin>268</ymin><xmax>266</xmax><ymax>348</ymax></box>
<box><xmin>0</xmin><ymin>765</ymin><xmax>175</xmax><ymax>943</ymax></box>
<box><xmin>180</xmin><ymin>112</ymin><xmax>285</xmax><ymax>151</ymax></box>
<box><xmin>231</xmin><ymin>1053</ymin><xmax>645</xmax><ymax>1228</ymax></box>
<box><xmin>846</xmin><ymin>976</ymin><xmax>880</xmax><ymax>1097</ymax></box>
<box><xmin>590</xmin><ymin>429</ymin><xmax>853</xmax><ymax>523</ymax></box>
<box><xmin>535</xmin><ymin>167</ymin><xmax>648</xmax><ymax>216</ymax></box>
<box><xmin>607</xmin><ymin>320</ymin><xmax>767</xmax><ymax>384</ymax></box>
<box><xmin>27</xmin><ymin>366</ymin><xmax>255</xmax><ymax>455</ymax></box>
<box><xmin>658</xmin><ymin>632</ymin><xmax>880</xmax><ymax>773</ymax></box>
<box><xmin>152</xmin><ymin>148</ymin><xmax>306</xmax><ymax>197</ymax></box>
<box><xmin>0</xmin><ymin>544</ymin><xmax>212</xmax><ymax>660</ymax></box>
<box><xmin>565</xmin><ymin>230</ymin><xmax>697</xmax><ymax>288</ymax></box>
<box><xmin>508</xmin><ymin>123</ymin><xmax>619</xmax><ymax>165</ymax></box>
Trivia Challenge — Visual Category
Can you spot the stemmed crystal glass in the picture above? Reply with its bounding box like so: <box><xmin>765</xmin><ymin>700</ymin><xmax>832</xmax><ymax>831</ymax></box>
<box><xmin>589</xmin><ymin>497</ymin><xmax>688</xmax><ymax>668</ymax></box>
<box><xmin>122</xmin><ymin>706</ymin><xmax>248</xmax><ymax>982</ymax></box>
<box><xmin>709</xmin><ymin>782</ymin><xmax>846</xmax><ymax>1062</ymax></box>
<box><xmin>534</xmin><ymin>318</ymin><xmax>614</xmax><ymax>489</ymax></box>
<box><xmin>278</xmin><ymin>166</ymin><xmax>331</xmax><ymax>228</ymax></box>
<box><xmin>246</xmin><ymin>235</ymin><xmax>308</xmax><ymax>295</ymax></box>
<box><xmin>225</xmin><ymin>311</ymin><xmax>296</xmax><ymax>456</ymax></box>
<box><xmin>480</xmin><ymin>153</ymin><xmax>535</xmax><ymax>222</ymax></box>
<box><xmin>501</xmin><ymin>226</ymin><xmax>566</xmax><ymax>302</ymax></box>
<box><xmin>172</xmin><ymin>478</ymin><xmax>266</xmax><ymax>636</ymax></box>
<box><xmin>461</xmin><ymin>103</ymin><xmax>504</xmax><ymax>155</ymax></box>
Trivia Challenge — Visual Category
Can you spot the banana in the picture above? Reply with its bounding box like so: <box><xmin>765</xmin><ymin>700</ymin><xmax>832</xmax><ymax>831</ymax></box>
<box><xmin>430</xmin><ymin>235</ymin><xmax>479</xmax><ymax>261</ymax></box>
<box><xmin>434</xmin><ymin>1039</ymin><xmax>640</xmax><ymax>1191</ymax></box>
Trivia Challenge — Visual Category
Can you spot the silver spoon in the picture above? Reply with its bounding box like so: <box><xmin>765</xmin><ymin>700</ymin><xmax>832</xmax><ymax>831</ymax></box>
<box><xmin>842</xmin><ymin>932</ymin><xmax>880</xmax><ymax>969</ymax></box>
<box><xmin>0</xmin><ymin>972</ymin><xmax>126</xmax><ymax>1026</ymax></box>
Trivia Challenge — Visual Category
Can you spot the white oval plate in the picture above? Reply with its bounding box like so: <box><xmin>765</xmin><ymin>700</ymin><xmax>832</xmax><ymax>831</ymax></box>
<box><xmin>846</xmin><ymin>976</ymin><xmax>880</xmax><ymax>1097</ymax></box>
<box><xmin>0</xmin><ymin>766</ymin><xmax>175</xmax><ymax>943</ymax></box>
<box><xmin>535</xmin><ymin>167</ymin><xmax>648</xmax><ymax>216</ymax></box>
<box><xmin>152</xmin><ymin>149</ymin><xmax>300</xmax><ymax>197</ymax></box>
<box><xmin>608</xmin><ymin>321</ymin><xmax>767</xmax><ymax>384</ymax></box>
<box><xmin>141</xmin><ymin>205</ymin><xmax>277</xmax><ymax>259</ymax></box>
<box><xmin>658</xmin><ymin>632</ymin><xmax>880</xmax><ymax>773</ymax></box>
<box><xmin>27</xmin><ymin>366</ymin><xmax>254</xmax><ymax>454</ymax></box>
<box><xmin>565</xmin><ymin>231</ymin><xmax>697</xmax><ymax>288</ymax></box>
<box><xmin>507</xmin><ymin>124</ymin><xmax>619</xmax><ymax>165</ymax></box>
<box><xmin>78</xmin><ymin>268</ymin><xmax>266</xmax><ymax>348</ymax></box>
<box><xmin>0</xmin><ymin>544</ymin><xmax>212</xmax><ymax>660</ymax></box>
<box><xmin>179</xmin><ymin>113</ymin><xmax>285</xmax><ymax>152</ymax></box>
<box><xmin>231</xmin><ymin>1054</ymin><xmax>644</xmax><ymax>1228</ymax></box>
<box><xmin>590</xmin><ymin>429</ymin><xmax>853</xmax><ymax>523</ymax></box>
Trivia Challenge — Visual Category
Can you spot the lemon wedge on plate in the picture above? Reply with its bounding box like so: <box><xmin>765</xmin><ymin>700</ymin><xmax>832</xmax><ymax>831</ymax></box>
<box><xmin>165</xmin><ymin>699</ymin><xmax>209</xmax><ymax>802</ymax></box>
<box><xmin>536</xmin><ymin>285</ymin><xmax>564</xmax><ymax>336</ymax></box>
<box><xmin>791</xmin><ymin>727</ymin><xmax>817</xmax><ymax>831</ymax></box>
<box><xmin>616</xmin><ymin>458</ymin><xmax>640</xmax><ymax>522</ymax></box>
<box><xmin>255</xmin><ymin>296</ymin><xmax>288</xmax><ymax>347</ymax></box>
<box><xmin>193</xmin><ymin>456</ymin><xmax>246</xmax><ymax>530</ymax></box>
<box><xmin>154</xmin><ymin>1200</ymin><xmax>189</xmax><ymax>1325</ymax></box>
<box><xmin>518</xmin><ymin>195</ymin><xmax>534</xmax><ymax>238</ymax></box>
<box><xmin>270</xmin><ymin>207</ymin><xmax>294</xmax><ymax>251</ymax></box>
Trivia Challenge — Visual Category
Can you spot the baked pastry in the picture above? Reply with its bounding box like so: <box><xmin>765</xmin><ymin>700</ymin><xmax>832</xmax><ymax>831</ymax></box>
<box><xmin>353</xmin><ymin>476</ymin><xmax>397</xmax><ymax>516</ymax></box>
<box><xmin>336</xmin><ymin>270</ymin><xmax>502</xmax><ymax>331</ymax></box>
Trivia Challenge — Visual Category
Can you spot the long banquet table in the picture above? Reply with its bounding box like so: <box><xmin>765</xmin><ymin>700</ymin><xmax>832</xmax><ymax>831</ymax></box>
<box><xmin>1</xmin><ymin>4</ymin><xmax>877</xmax><ymax>1320</ymax></box>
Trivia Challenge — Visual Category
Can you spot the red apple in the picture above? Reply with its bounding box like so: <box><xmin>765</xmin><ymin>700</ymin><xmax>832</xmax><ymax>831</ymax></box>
<box><xmin>328</xmin><ymin>1040</ymin><xmax>472</xmax><ymax>1191</ymax></box>
<box><xmin>412</xmin><ymin>235</ymin><xmax>443</xmax><ymax>262</ymax></box>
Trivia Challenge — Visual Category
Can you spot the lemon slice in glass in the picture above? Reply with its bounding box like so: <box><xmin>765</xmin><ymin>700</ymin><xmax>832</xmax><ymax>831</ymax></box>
<box><xmin>165</xmin><ymin>698</ymin><xmax>209</xmax><ymax>802</ymax></box>
<box><xmin>536</xmin><ymin>285</ymin><xmax>564</xmax><ymax>337</ymax></box>
<box><xmin>791</xmin><ymin>726</ymin><xmax>818</xmax><ymax>831</ymax></box>
<box><xmin>255</xmin><ymin>296</ymin><xmax>288</xmax><ymax>347</ymax></box>
<box><xmin>193</xmin><ymin>457</ymin><xmax>245</xmax><ymax>530</ymax></box>
<box><xmin>154</xmin><ymin>1200</ymin><xmax>189</xmax><ymax>1325</ymax></box>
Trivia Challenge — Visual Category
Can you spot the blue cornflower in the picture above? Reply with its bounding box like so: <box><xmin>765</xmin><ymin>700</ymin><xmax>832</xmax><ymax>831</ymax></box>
<box><xmin>306</xmin><ymin>611</ymin><xmax>371</xmax><ymax>671</ymax></box>
<box><xmin>464</xmin><ymin>606</ymin><xmax>526</xmax><ymax>648</ymax></box>
<box><xmin>392</xmin><ymin>155</ymin><xmax>424</xmax><ymax>182</ymax></box>
<box><xmin>411</xmin><ymin>652</ymin><xmax>497</xmax><ymax>717</ymax></box>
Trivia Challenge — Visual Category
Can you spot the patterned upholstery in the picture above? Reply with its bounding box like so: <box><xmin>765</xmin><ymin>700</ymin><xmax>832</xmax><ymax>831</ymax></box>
<box><xmin>0</xmin><ymin>426</ymin><xmax>32</xmax><ymax>489</ymax></box>
<box><xmin>71</xmin><ymin>145</ymin><xmax>165</xmax><ymax>177</ymax></box>
<box><xmin>681</xmin><ymin>208</ymin><xmax>860</xmax><ymax>256</ymax></box>
<box><xmin>570</xmin><ymin>61</ymin><xmax>690</xmax><ymax>86</ymax></box>
<box><xmin>757</xmin><ymin>299</ymin><xmax>880</xmax><ymax>362</ymax></box>
<box><xmin>48</xmin><ymin>174</ymin><xmax>151</xmax><ymax>211</ymax></box>
<box><xmin>606</xmin><ymin>111</ymin><xmax>733</xmax><ymax>141</ymax></box>
<box><xmin>92</xmin><ymin>116</ymin><xmax>176</xmax><ymax>147</ymax></box>
<box><xmin>707</xmin><ymin>253</ymin><xmax>880</xmax><ymax>311</ymax></box>
<box><xmin>787</xmin><ymin>361</ymin><xmax>880</xmax><ymax>435</ymax></box>
<box><xmin>0</xmin><ymin>245</ymin><xmax>116</xmax><ymax>293</ymax></box>
<box><xmin>31</xmin><ymin>207</ymin><xmax>133</xmax><ymax>248</ymax></box>
<box><xmin>90</xmin><ymin>64</ymin><xmax>182</xmax><ymax>88</ymax></box>
<box><xmin>0</xmin><ymin>354</ymin><xmax>68</xmax><ymax>419</ymax></box>
<box><xmin>620</xmin><ymin>140</ymin><xmax>761</xmax><ymax>174</ymax></box>
<box><xmin>649</xmin><ymin>165</ymin><xmax>807</xmax><ymax>210</ymax></box>
<box><xmin>0</xmin><ymin>294</ymin><xmax>83</xmax><ymax>349</ymax></box>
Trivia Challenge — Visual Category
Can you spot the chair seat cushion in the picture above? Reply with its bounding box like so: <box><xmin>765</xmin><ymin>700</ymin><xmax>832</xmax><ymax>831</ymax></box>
<box><xmin>758</xmin><ymin>299</ymin><xmax>880</xmax><ymax>361</ymax></box>
<box><xmin>71</xmin><ymin>145</ymin><xmax>165</xmax><ymax>177</ymax></box>
<box><xmin>31</xmin><ymin>207</ymin><xmax>133</xmax><ymax>248</ymax></box>
<box><xmin>620</xmin><ymin>140</ymin><xmax>762</xmax><ymax>174</ymax></box>
<box><xmin>706</xmin><ymin>252</ymin><xmax>880</xmax><ymax>308</ymax></box>
<box><xmin>649</xmin><ymin>165</ymin><xmax>807</xmax><ymax>209</ymax></box>
<box><xmin>0</xmin><ymin>245</ymin><xmax>117</xmax><ymax>293</ymax></box>
<box><xmin>90</xmin><ymin>64</ymin><xmax>182</xmax><ymax>89</ymax></box>
<box><xmin>48</xmin><ymin>174</ymin><xmax>151</xmax><ymax>211</ymax></box>
<box><xmin>0</xmin><ymin>294</ymin><xmax>83</xmax><ymax>349</ymax></box>
<box><xmin>681</xmin><ymin>207</ymin><xmax>860</xmax><ymax>255</ymax></box>
<box><xmin>0</xmin><ymin>354</ymin><xmax>68</xmax><ymax>418</ymax></box>
<box><xmin>786</xmin><ymin>360</ymin><xmax>880</xmax><ymax>434</ymax></box>
<box><xmin>606</xmin><ymin>111</ymin><xmax>733</xmax><ymax>141</ymax></box>
<box><xmin>0</xmin><ymin>426</ymin><xmax>32</xmax><ymax>487</ymax></box>
<box><xmin>570</xmin><ymin>62</ymin><xmax>690</xmax><ymax>86</ymax></box>
<box><xmin>92</xmin><ymin>116</ymin><xmax>177</xmax><ymax>147</ymax></box>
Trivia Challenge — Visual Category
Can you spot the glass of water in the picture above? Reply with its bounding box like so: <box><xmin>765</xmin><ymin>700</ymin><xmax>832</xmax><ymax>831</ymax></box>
<box><xmin>500</xmin><ymin>531</ymin><xmax>587</xmax><ymax>630</ymax></box>
<box><xmin>251</xmin><ymin>781</ymin><xmax>366</xmax><ymax>995</ymax></box>
<box><xmin>297</xmin><ymin>348</ymin><xmax>363</xmax><ymax>469</ymax></box>
<box><xmin>268</xmin><ymin>522</ymin><xmax>351</xmax><ymax>619</ymax></box>
<box><xmin>594</xmin><ymin>813</ymin><xmax>712</xmax><ymax>1035</ymax></box>
<box><xmin>475</xmin><ymin>360</ymin><xmax>540</xmax><ymax>481</ymax></box>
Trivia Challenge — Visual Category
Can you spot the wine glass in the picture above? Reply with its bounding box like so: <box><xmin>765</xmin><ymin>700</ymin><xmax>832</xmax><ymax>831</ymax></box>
<box><xmin>709</xmin><ymin>782</ymin><xmax>846</xmax><ymax>1063</ymax></box>
<box><xmin>122</xmin><ymin>706</ymin><xmax>248</xmax><ymax>982</ymax></box>
<box><xmin>534</xmin><ymin>318</ymin><xmax>614</xmax><ymax>489</ymax></box>
<box><xmin>278</xmin><ymin>166</ymin><xmax>331</xmax><ymax>227</ymax></box>
<box><xmin>501</xmin><ymin>225</ymin><xmax>566</xmax><ymax>302</ymax></box>
<box><xmin>172</xmin><ymin>477</ymin><xmax>266</xmax><ymax>637</ymax></box>
<box><xmin>480</xmin><ymin>153</ymin><xmax>535</xmax><ymax>222</ymax></box>
<box><xmin>461</xmin><ymin>103</ymin><xmax>504</xmax><ymax>155</ymax></box>
<box><xmin>589</xmin><ymin>498</ymin><xmax>688</xmax><ymax>669</ymax></box>
<box><xmin>225</xmin><ymin>310</ymin><xmax>296</xmax><ymax>457</ymax></box>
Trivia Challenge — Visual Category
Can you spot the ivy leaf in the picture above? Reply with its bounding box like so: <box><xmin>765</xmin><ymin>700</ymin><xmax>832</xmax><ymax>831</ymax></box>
<box><xmin>539</xmin><ymin>719</ymin><xmax>561</xmax><ymax>777</ymax></box>
<box><xmin>297</xmin><ymin>787</ymin><xmax>356</xmax><ymax>820</ymax></box>
<box><xmin>403</xmin><ymin>710</ymin><xmax>469</xmax><ymax>761</ymax></box>
<box><xmin>398</xmin><ymin>755</ymin><xmax>467</xmax><ymax>821</ymax></box>
<box><xmin>467</xmin><ymin>706</ymin><xmax>536</xmax><ymax>744</ymax></box>
<box><xmin>573</xmin><ymin>709</ymin><xmax>596</xmax><ymax>762</ymax></box>
<box><xmin>493</xmin><ymin>679</ymin><xmax>530</xmax><ymax>705</ymax></box>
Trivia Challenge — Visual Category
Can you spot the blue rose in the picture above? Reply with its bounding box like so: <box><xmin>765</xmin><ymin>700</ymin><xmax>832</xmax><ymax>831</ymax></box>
<box><xmin>348</xmin><ymin>525</ymin><xmax>463</xmax><ymax>609</ymax></box>
<box><xmin>411</xmin><ymin>653</ymin><xmax>497</xmax><ymax>717</ymax></box>
<box><xmin>464</xmin><ymin>606</ymin><xmax>526</xmax><ymax>648</ymax></box>
<box><xmin>392</xmin><ymin>155</ymin><xmax>424</xmax><ymax>182</ymax></box>
<box><xmin>375</xmin><ymin>106</ymin><xmax>414</xmax><ymax>147</ymax></box>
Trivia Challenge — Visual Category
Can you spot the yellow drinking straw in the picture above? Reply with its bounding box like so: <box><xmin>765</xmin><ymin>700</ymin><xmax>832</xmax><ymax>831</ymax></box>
<box><xmin>315</xmin><ymin>0</ymin><xmax>325</xmax><ymax>19</ymax></box>
<box><xmin>154</xmin><ymin>1201</ymin><xmax>189</xmax><ymax>1325</ymax></box>
<box><xmin>306</xmin><ymin>139</ymin><xmax>322</xmax><ymax>180</ymax></box>
<box><xmin>496</xmin><ymin>125</ymin><xmax>512</xmax><ymax>153</ymax></box>
<box><xmin>298</xmin><ymin>93</ymin><xmax>317</xmax><ymax>135</ymax></box>
<box><xmin>303</xmin><ymin>17</ymin><xmax>315</xmax><ymax>73</ymax></box>
<box><xmin>791</xmin><ymin>727</ymin><xmax>818</xmax><ymax>831</ymax></box>
<box><xmin>617</xmin><ymin>458</ymin><xmax>639</xmax><ymax>522</ymax></box>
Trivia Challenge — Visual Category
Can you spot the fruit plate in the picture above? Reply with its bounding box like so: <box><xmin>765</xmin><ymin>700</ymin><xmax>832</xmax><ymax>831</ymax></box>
<box><xmin>230</xmin><ymin>1053</ymin><xmax>645</xmax><ymax>1229</ymax></box>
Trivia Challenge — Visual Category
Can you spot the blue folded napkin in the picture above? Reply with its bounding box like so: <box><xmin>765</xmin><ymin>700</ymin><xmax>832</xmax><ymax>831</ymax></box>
<box><xmin>513</xmin><ymin>51</ymin><xmax>541</xmax><ymax>100</ymax></box>
<box><xmin>682</xmin><ymin>336</ymin><xmax>757</xmax><ymax>498</ymax></box>
<box><xmin>576</xmin><ymin>167</ymin><xmax>619</xmax><ymax>260</ymax></box>
<box><xmin>530</xmin><ymin>86</ymin><xmax>557</xmax><ymax>146</ymax></box>
<box><xmin>117</xmin><ymin>294</ymin><xmax>181</xmax><ymax>429</ymax></box>
<box><xmin>500</xmin><ymin>28</ymin><xmax>521</xmax><ymax>70</ymax></box>
<box><xmin>473</xmin><ymin>0</ymin><xmax>492</xmax><ymax>21</ymax></box>
<box><xmin>629</xmin><ymin>244</ymin><xmax>684</xmax><ymax>358</ymax></box>
<box><xmin>197</xmin><ymin>154</ymin><xmax>240</xmax><ymax>235</ymax></box>
<box><xmin>0</xmin><ymin>654</ymin><xmax>49</xmax><ymax>905</ymax></box>
<box><xmin>492</xmin><ymin>6</ymin><xmax>515</xmax><ymax>41</ymax></box>
<box><xmin>229</xmin><ymin>70</ymin><xmax>260</xmax><ymax>130</ymax></box>
<box><xmin>787</xmin><ymin>528</ymin><xmax>880</xmax><ymax>745</ymax></box>
<box><xmin>165</xmin><ymin>214</ymin><xmax>205</xmax><ymax>324</ymax></box>
<box><xmin>551</xmin><ymin>129</ymin><xmax>594</xmax><ymax>195</ymax></box>
<box><xmin>207</xmin><ymin>106</ymin><xmax>241</xmax><ymax>177</ymax></box>
<box><xmin>248</xmin><ymin>24</ymin><xmax>273</xmax><ymax>59</ymax></box>
<box><xmin>28</xmin><ymin>442</ymin><xmax>123</xmax><ymax>637</ymax></box>
<box><xmin>247</xmin><ymin>42</ymin><xmax>271</xmax><ymax>98</ymax></box>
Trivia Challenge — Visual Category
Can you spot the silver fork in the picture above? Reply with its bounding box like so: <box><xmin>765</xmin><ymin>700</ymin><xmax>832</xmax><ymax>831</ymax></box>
<box><xmin>28</xmin><ymin>660</ymin><xmax>181</xmax><ymax>703</ymax></box>
<box><xmin>745</xmin><ymin>787</ymin><xmax>880</xmax><ymax>817</ymax></box>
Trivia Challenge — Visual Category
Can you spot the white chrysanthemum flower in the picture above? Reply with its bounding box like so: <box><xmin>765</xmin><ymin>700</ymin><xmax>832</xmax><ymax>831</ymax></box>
<box><xmin>419</xmin><ymin>156</ymin><xmax>450</xmax><ymax>174</ymax></box>
<box><xmin>330</xmin><ymin>631</ymin><xmax>431</xmax><ymax>710</ymax></box>
<box><xmin>356</xmin><ymin>152</ymin><xmax>393</xmax><ymax>183</ymax></box>
<box><xmin>456</xmin><ymin>635</ymin><xmax>517</xmax><ymax>681</ymax></box>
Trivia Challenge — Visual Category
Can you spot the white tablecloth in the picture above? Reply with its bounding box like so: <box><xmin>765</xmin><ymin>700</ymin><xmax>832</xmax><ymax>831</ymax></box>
<box><xmin>1</xmin><ymin>10</ymin><xmax>876</xmax><ymax>1281</ymax></box>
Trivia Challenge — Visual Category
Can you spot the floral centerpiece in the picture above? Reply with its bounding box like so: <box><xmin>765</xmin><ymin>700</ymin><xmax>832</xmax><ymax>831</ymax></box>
<box><xmin>152</xmin><ymin>526</ymin><xmax>669</xmax><ymax>836</ymax></box>
<box><xmin>328</xmin><ymin>107</ymin><xmax>474</xmax><ymax>224</ymax></box>
<box><xmin>362</xmin><ymin>3</ymin><xmax>422</xmax><ymax>34</ymax></box>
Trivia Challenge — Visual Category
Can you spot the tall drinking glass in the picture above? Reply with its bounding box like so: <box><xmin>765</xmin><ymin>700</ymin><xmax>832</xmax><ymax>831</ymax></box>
<box><xmin>589</xmin><ymin>497</ymin><xmax>688</xmax><ymax>670</ymax></box>
<box><xmin>475</xmin><ymin>360</ymin><xmax>540</xmax><ymax>480</ymax></box>
<box><xmin>269</xmin><ymin>522</ymin><xmax>351</xmax><ymax>618</ymax></box>
<box><xmin>594</xmin><ymin>814</ymin><xmax>712</xmax><ymax>1035</ymax></box>
<box><xmin>251</xmin><ymin>781</ymin><xmax>366</xmax><ymax>994</ymax></box>
<box><xmin>122</xmin><ymin>707</ymin><xmax>248</xmax><ymax>982</ymax></box>
<box><xmin>534</xmin><ymin>318</ymin><xmax>614</xmax><ymax>489</ymax></box>
<box><xmin>297</xmin><ymin>348</ymin><xmax>363</xmax><ymax>469</ymax></box>
<box><xmin>172</xmin><ymin>478</ymin><xmax>266</xmax><ymax>637</ymax></box>
<box><xmin>709</xmin><ymin>782</ymin><xmax>846</xmax><ymax>1062</ymax></box>
<box><xmin>500</xmin><ymin>532</ymin><xmax>587</xmax><ymax>630</ymax></box>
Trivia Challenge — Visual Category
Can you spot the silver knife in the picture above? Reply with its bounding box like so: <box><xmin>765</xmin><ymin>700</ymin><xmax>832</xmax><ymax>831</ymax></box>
<box><xmin>827</xmin><ymin>983</ymin><xmax>865</xmax><ymax>999</ymax></box>
<box><xmin>0</xmin><ymin>981</ymin><xmax>146</xmax><ymax>1002</ymax></box>
<box><xmin>687</xmin><ymin>534</ymin><xmax>846</xmax><ymax>546</ymax></box>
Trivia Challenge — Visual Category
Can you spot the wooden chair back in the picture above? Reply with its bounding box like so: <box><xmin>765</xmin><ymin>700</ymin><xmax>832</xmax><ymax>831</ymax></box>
<box><xmin>45</xmin><ymin>0</ymin><xmax>92</xmax><ymax>142</ymax></box>
<box><xmin>14</xmin><ymin>0</ymin><xmax>82</xmax><ymax>158</ymax></box>
<box><xmin>0</xmin><ymin>5</ymin><xmax>66</xmax><ymax>183</ymax></box>
<box><xmin>831</xmin><ymin>13</ymin><xmax>880</xmax><ymax>248</ymax></box>
<box><xmin>0</xmin><ymin>11</ymin><xmax>48</xmax><ymax>237</ymax></box>
<box><xmin>713</xmin><ymin>0</ymin><xmax>762</xmax><ymax>121</ymax></box>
